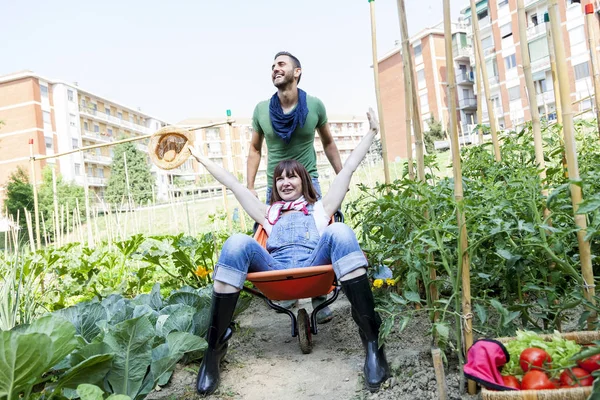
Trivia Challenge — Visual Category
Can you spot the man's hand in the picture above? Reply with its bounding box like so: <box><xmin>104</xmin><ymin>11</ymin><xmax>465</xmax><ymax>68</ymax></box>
<box><xmin>367</xmin><ymin>107</ymin><xmax>379</xmax><ymax>135</ymax></box>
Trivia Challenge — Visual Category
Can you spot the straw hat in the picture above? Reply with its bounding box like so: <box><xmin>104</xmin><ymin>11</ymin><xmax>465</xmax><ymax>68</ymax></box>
<box><xmin>148</xmin><ymin>126</ymin><xmax>194</xmax><ymax>170</ymax></box>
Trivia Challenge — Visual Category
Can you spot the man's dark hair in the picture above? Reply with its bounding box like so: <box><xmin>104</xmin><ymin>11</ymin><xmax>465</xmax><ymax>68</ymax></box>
<box><xmin>274</xmin><ymin>51</ymin><xmax>302</xmax><ymax>84</ymax></box>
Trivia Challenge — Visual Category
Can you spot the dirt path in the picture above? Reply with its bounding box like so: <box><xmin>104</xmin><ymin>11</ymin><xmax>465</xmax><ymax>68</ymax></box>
<box><xmin>149</xmin><ymin>295</ymin><xmax>481</xmax><ymax>400</ymax></box>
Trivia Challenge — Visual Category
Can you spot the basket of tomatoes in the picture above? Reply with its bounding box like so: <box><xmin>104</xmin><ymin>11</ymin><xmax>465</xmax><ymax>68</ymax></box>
<box><xmin>481</xmin><ymin>330</ymin><xmax>600</xmax><ymax>400</ymax></box>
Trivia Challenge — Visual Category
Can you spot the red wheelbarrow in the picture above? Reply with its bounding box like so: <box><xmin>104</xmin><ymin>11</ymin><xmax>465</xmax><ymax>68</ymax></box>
<box><xmin>242</xmin><ymin>222</ymin><xmax>342</xmax><ymax>354</ymax></box>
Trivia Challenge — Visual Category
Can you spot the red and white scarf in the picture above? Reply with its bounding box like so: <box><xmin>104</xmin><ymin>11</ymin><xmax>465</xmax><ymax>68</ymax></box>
<box><xmin>266</xmin><ymin>196</ymin><xmax>309</xmax><ymax>225</ymax></box>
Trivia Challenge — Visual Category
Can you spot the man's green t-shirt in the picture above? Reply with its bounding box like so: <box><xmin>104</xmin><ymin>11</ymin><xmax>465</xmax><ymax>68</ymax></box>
<box><xmin>252</xmin><ymin>95</ymin><xmax>327</xmax><ymax>185</ymax></box>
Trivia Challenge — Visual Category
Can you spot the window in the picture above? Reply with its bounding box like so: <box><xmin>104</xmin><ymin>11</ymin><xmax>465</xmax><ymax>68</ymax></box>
<box><xmin>67</xmin><ymin>89</ymin><xmax>74</xmax><ymax>102</ymax></box>
<box><xmin>414</xmin><ymin>44</ymin><xmax>422</xmax><ymax>58</ymax></box>
<box><xmin>531</xmin><ymin>13</ymin><xmax>539</xmax><ymax>26</ymax></box>
<box><xmin>43</xmin><ymin>111</ymin><xmax>51</xmax><ymax>124</ymax></box>
<box><xmin>535</xmin><ymin>79</ymin><xmax>547</xmax><ymax>94</ymax></box>
<box><xmin>69</xmin><ymin>114</ymin><xmax>77</xmax><ymax>127</ymax></box>
<box><xmin>87</xmin><ymin>166</ymin><xmax>93</xmax><ymax>177</ymax></box>
<box><xmin>105</xmin><ymin>107</ymin><xmax>111</xmax><ymax>116</ymax></box>
<box><xmin>40</xmin><ymin>85</ymin><xmax>49</xmax><ymax>97</ymax></box>
<box><xmin>504</xmin><ymin>54</ymin><xmax>517</xmax><ymax>70</ymax></box>
<box><xmin>117</xmin><ymin>112</ymin><xmax>123</xmax><ymax>120</ymax></box>
<box><xmin>569</xmin><ymin>26</ymin><xmax>586</xmax><ymax>45</ymax></box>
<box><xmin>498</xmin><ymin>0</ymin><xmax>509</xmax><ymax>7</ymax></box>
<box><xmin>568</xmin><ymin>0</ymin><xmax>581</xmax><ymax>4</ymax></box>
<box><xmin>478</xmin><ymin>9</ymin><xmax>488</xmax><ymax>21</ymax></box>
<box><xmin>129</xmin><ymin>116</ymin><xmax>134</xmax><ymax>124</ymax></box>
<box><xmin>529</xmin><ymin>38</ymin><xmax>549</xmax><ymax>61</ymax></box>
<box><xmin>94</xmin><ymin>124</ymin><xmax>100</xmax><ymax>132</ymax></box>
<box><xmin>574</xmin><ymin>62</ymin><xmax>590</xmax><ymax>80</ymax></box>
<box><xmin>508</xmin><ymin>86</ymin><xmax>521</xmax><ymax>101</ymax></box>
<box><xmin>107</xmin><ymin>128</ymin><xmax>113</xmax><ymax>136</ymax></box>
<box><xmin>97</xmin><ymin>168</ymin><xmax>104</xmax><ymax>178</ymax></box>
<box><xmin>417</xmin><ymin>69</ymin><xmax>426</xmax><ymax>88</ymax></box>
<box><xmin>481</xmin><ymin>35</ymin><xmax>494</xmax><ymax>50</ymax></box>
<box><xmin>95</xmin><ymin>147</ymin><xmax>102</xmax><ymax>156</ymax></box>
<box><xmin>72</xmin><ymin>138</ymin><xmax>79</xmax><ymax>149</ymax></box>
<box><xmin>500</xmin><ymin>23</ymin><xmax>512</xmax><ymax>39</ymax></box>
<box><xmin>45</xmin><ymin>136</ymin><xmax>53</xmax><ymax>150</ymax></box>
<box><xmin>74</xmin><ymin>163</ymin><xmax>81</xmax><ymax>175</ymax></box>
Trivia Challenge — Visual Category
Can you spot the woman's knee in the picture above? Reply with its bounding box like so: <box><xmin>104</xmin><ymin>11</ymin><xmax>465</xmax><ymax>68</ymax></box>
<box><xmin>221</xmin><ymin>234</ymin><xmax>255</xmax><ymax>256</ymax></box>
<box><xmin>324</xmin><ymin>222</ymin><xmax>357</xmax><ymax>241</ymax></box>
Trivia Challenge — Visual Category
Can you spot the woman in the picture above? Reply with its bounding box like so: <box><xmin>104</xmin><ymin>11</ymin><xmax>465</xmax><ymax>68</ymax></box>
<box><xmin>188</xmin><ymin>108</ymin><xmax>389</xmax><ymax>395</ymax></box>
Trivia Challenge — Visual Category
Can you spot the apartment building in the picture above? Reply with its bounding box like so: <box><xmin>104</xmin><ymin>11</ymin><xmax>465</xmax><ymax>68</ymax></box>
<box><xmin>0</xmin><ymin>70</ymin><xmax>175</xmax><ymax>204</ymax></box>
<box><xmin>377</xmin><ymin>22</ymin><xmax>473</xmax><ymax>161</ymax></box>
<box><xmin>175</xmin><ymin>115</ymin><xmax>368</xmax><ymax>189</ymax></box>
<box><xmin>462</xmin><ymin>0</ymin><xmax>596</xmax><ymax>130</ymax></box>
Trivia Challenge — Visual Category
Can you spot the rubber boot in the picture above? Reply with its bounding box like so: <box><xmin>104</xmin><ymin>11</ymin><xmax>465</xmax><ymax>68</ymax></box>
<box><xmin>196</xmin><ymin>291</ymin><xmax>240</xmax><ymax>396</ymax></box>
<box><xmin>342</xmin><ymin>274</ymin><xmax>390</xmax><ymax>392</ymax></box>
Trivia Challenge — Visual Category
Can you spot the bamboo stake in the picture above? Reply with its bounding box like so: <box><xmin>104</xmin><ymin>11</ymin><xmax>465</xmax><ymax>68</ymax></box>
<box><xmin>396</xmin><ymin>0</ymin><xmax>425</xmax><ymax>181</ymax></box>
<box><xmin>75</xmin><ymin>199</ymin><xmax>83</xmax><ymax>244</ymax></box>
<box><xmin>585</xmin><ymin>4</ymin><xmax>600</xmax><ymax>137</ymax></box>
<box><xmin>474</xmin><ymin>40</ymin><xmax>484</xmax><ymax>144</ymax></box>
<box><xmin>548</xmin><ymin>0</ymin><xmax>596</xmax><ymax>328</ymax></box>
<box><xmin>66</xmin><ymin>203</ymin><xmax>70</xmax><ymax>244</ymax></box>
<box><xmin>398</xmin><ymin>13</ymin><xmax>415</xmax><ymax>180</ymax></box>
<box><xmin>368</xmin><ymin>0</ymin><xmax>391</xmax><ymax>184</ymax></box>
<box><xmin>93</xmin><ymin>206</ymin><xmax>100</xmax><ymax>245</ymax></box>
<box><xmin>517</xmin><ymin>0</ymin><xmax>548</xmax><ymax>202</ymax></box>
<box><xmin>80</xmin><ymin>156</ymin><xmax>93</xmax><ymax>247</ymax></box>
<box><xmin>52</xmin><ymin>166</ymin><xmax>59</xmax><ymax>246</ymax></box>
<box><xmin>469</xmin><ymin>0</ymin><xmax>501</xmax><ymax>161</ymax></box>
<box><xmin>544</xmin><ymin>12</ymin><xmax>563</xmax><ymax>126</ymax></box>
<box><xmin>431</xmin><ymin>348</ymin><xmax>448</xmax><ymax>400</ymax></box>
<box><xmin>444</xmin><ymin>0</ymin><xmax>474</xmax><ymax>394</ymax></box>
<box><xmin>25</xmin><ymin>209</ymin><xmax>35</xmax><ymax>253</ymax></box>
<box><xmin>60</xmin><ymin>205</ymin><xmax>65</xmax><ymax>246</ymax></box>
<box><xmin>41</xmin><ymin>214</ymin><xmax>48</xmax><ymax>247</ymax></box>
<box><xmin>28</xmin><ymin>139</ymin><xmax>40</xmax><ymax>250</ymax></box>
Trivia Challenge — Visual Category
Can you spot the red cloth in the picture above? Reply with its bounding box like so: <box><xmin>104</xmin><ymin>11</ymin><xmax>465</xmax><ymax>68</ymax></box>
<box><xmin>463</xmin><ymin>339</ymin><xmax>518</xmax><ymax>391</ymax></box>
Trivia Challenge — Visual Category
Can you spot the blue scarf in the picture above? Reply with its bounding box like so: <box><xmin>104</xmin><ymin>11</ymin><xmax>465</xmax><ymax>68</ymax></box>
<box><xmin>269</xmin><ymin>88</ymin><xmax>309</xmax><ymax>144</ymax></box>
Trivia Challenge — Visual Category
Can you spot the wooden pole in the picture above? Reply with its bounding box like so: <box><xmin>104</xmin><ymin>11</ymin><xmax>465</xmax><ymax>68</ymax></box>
<box><xmin>396</xmin><ymin>0</ymin><xmax>425</xmax><ymax>181</ymax></box>
<box><xmin>444</xmin><ymin>1</ymin><xmax>474</xmax><ymax>394</ymax></box>
<box><xmin>51</xmin><ymin>166</ymin><xmax>59</xmax><ymax>246</ymax></box>
<box><xmin>517</xmin><ymin>0</ymin><xmax>548</xmax><ymax>205</ymax></box>
<box><xmin>544</xmin><ymin>12</ymin><xmax>563</xmax><ymax>126</ymax></box>
<box><xmin>368</xmin><ymin>0</ymin><xmax>391</xmax><ymax>185</ymax></box>
<box><xmin>431</xmin><ymin>348</ymin><xmax>448</xmax><ymax>400</ymax></box>
<box><xmin>80</xmin><ymin>155</ymin><xmax>94</xmax><ymax>247</ymax></box>
<box><xmin>548</xmin><ymin>0</ymin><xmax>596</xmax><ymax>328</ymax></box>
<box><xmin>474</xmin><ymin>40</ymin><xmax>484</xmax><ymax>144</ymax></box>
<box><xmin>469</xmin><ymin>0</ymin><xmax>501</xmax><ymax>161</ymax></box>
<box><xmin>28</xmin><ymin>139</ymin><xmax>40</xmax><ymax>250</ymax></box>
<box><xmin>396</xmin><ymin>3</ymin><xmax>414</xmax><ymax>180</ymax></box>
<box><xmin>585</xmin><ymin>4</ymin><xmax>600</xmax><ymax>136</ymax></box>
<box><xmin>25</xmin><ymin>209</ymin><xmax>35</xmax><ymax>252</ymax></box>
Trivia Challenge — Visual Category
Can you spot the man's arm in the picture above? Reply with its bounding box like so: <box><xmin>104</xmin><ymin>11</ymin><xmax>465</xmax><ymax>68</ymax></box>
<box><xmin>317</xmin><ymin>122</ymin><xmax>342</xmax><ymax>174</ymax></box>
<box><xmin>246</xmin><ymin>129</ymin><xmax>263</xmax><ymax>197</ymax></box>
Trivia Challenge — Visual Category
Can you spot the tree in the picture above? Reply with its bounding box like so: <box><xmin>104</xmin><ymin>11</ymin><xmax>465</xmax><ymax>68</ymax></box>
<box><xmin>37</xmin><ymin>166</ymin><xmax>86</xmax><ymax>239</ymax></box>
<box><xmin>4</xmin><ymin>166</ymin><xmax>33</xmax><ymax>230</ymax></box>
<box><xmin>423</xmin><ymin>116</ymin><xmax>446</xmax><ymax>154</ymax></box>
<box><xmin>105</xmin><ymin>142</ymin><xmax>154</xmax><ymax>205</ymax></box>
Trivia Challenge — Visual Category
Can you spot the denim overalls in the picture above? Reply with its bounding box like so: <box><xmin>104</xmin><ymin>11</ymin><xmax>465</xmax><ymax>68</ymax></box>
<box><xmin>212</xmin><ymin>204</ymin><xmax>367</xmax><ymax>289</ymax></box>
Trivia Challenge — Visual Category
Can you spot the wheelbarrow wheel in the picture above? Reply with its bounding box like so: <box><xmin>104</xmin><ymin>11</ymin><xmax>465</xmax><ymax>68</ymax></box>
<box><xmin>297</xmin><ymin>308</ymin><xmax>313</xmax><ymax>354</ymax></box>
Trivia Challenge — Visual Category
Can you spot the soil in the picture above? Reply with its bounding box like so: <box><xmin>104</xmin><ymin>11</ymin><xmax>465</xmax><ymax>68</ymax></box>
<box><xmin>148</xmin><ymin>294</ymin><xmax>482</xmax><ymax>400</ymax></box>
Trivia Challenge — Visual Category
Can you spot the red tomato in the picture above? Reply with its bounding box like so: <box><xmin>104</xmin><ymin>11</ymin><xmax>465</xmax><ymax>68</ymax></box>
<box><xmin>559</xmin><ymin>367</ymin><xmax>594</xmax><ymax>387</ymax></box>
<box><xmin>521</xmin><ymin>370</ymin><xmax>556</xmax><ymax>390</ymax></box>
<box><xmin>577</xmin><ymin>353</ymin><xmax>600</xmax><ymax>373</ymax></box>
<box><xmin>520</xmin><ymin>348</ymin><xmax>552</xmax><ymax>372</ymax></box>
<box><xmin>502</xmin><ymin>375</ymin><xmax>521</xmax><ymax>389</ymax></box>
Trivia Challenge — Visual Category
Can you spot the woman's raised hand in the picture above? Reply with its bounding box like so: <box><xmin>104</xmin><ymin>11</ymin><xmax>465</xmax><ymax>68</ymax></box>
<box><xmin>367</xmin><ymin>107</ymin><xmax>379</xmax><ymax>135</ymax></box>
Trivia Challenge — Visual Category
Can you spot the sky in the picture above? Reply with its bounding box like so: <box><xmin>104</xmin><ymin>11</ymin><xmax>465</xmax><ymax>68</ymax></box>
<box><xmin>0</xmin><ymin>0</ymin><xmax>468</xmax><ymax>123</ymax></box>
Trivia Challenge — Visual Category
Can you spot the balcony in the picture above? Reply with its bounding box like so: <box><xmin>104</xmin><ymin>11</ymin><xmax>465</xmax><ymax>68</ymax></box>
<box><xmin>83</xmin><ymin>153</ymin><xmax>112</xmax><ymax>166</ymax></box>
<box><xmin>79</xmin><ymin>106</ymin><xmax>152</xmax><ymax>135</ymax></box>
<box><xmin>87</xmin><ymin>176</ymin><xmax>108</xmax><ymax>187</ymax></box>
<box><xmin>483</xmin><ymin>47</ymin><xmax>496</xmax><ymax>57</ymax></box>
<box><xmin>526</xmin><ymin>24</ymin><xmax>546</xmax><ymax>40</ymax></box>
<box><xmin>525</xmin><ymin>0</ymin><xmax>544</xmax><ymax>8</ymax></box>
<box><xmin>456</xmin><ymin>71</ymin><xmax>475</xmax><ymax>85</ymax></box>
<box><xmin>458</xmin><ymin>97</ymin><xmax>478</xmax><ymax>110</ymax></box>
<box><xmin>82</xmin><ymin>130</ymin><xmax>113</xmax><ymax>143</ymax></box>
<box><xmin>536</xmin><ymin>90</ymin><xmax>556</xmax><ymax>106</ymax></box>
<box><xmin>488</xmin><ymin>75</ymin><xmax>500</xmax><ymax>86</ymax></box>
<box><xmin>453</xmin><ymin>46</ymin><xmax>472</xmax><ymax>61</ymax></box>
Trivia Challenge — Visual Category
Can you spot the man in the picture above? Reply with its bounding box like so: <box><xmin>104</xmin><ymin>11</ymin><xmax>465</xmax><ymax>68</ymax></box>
<box><xmin>247</xmin><ymin>51</ymin><xmax>342</xmax><ymax>323</ymax></box>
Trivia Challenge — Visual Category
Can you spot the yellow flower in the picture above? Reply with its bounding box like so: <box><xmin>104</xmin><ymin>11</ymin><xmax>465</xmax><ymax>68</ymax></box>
<box><xmin>386</xmin><ymin>279</ymin><xmax>396</xmax><ymax>287</ymax></box>
<box><xmin>373</xmin><ymin>279</ymin><xmax>384</xmax><ymax>288</ymax></box>
<box><xmin>194</xmin><ymin>266</ymin><xmax>210</xmax><ymax>279</ymax></box>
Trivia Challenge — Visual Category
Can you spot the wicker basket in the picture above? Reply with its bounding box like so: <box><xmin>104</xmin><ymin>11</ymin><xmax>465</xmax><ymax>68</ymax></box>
<box><xmin>148</xmin><ymin>126</ymin><xmax>194</xmax><ymax>170</ymax></box>
<box><xmin>481</xmin><ymin>331</ymin><xmax>600</xmax><ymax>400</ymax></box>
